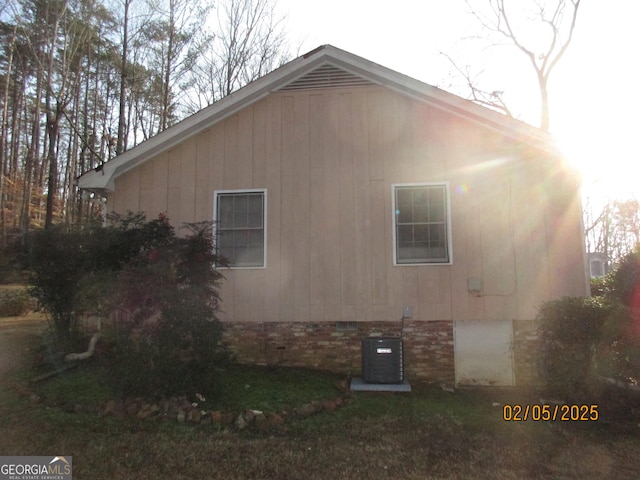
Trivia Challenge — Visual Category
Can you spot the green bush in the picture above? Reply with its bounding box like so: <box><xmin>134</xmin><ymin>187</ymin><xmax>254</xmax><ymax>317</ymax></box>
<box><xmin>537</xmin><ymin>296</ymin><xmax>609</xmax><ymax>396</ymax></box>
<box><xmin>593</xmin><ymin>250</ymin><xmax>640</xmax><ymax>382</ymax></box>
<box><xmin>594</xmin><ymin>301</ymin><xmax>640</xmax><ymax>382</ymax></box>
<box><xmin>22</xmin><ymin>214</ymin><xmax>182</xmax><ymax>346</ymax></box>
<box><xmin>590</xmin><ymin>272</ymin><xmax>615</xmax><ymax>297</ymax></box>
<box><xmin>22</xmin><ymin>213</ymin><xmax>230</xmax><ymax>397</ymax></box>
<box><xmin>541</xmin><ymin>249</ymin><xmax>640</xmax><ymax>387</ymax></box>
<box><xmin>0</xmin><ymin>286</ymin><xmax>35</xmax><ymax>316</ymax></box>
<box><xmin>610</xmin><ymin>250</ymin><xmax>640</xmax><ymax>307</ymax></box>
<box><xmin>103</xmin><ymin>220</ymin><xmax>230</xmax><ymax>397</ymax></box>
<box><xmin>24</xmin><ymin>226</ymin><xmax>89</xmax><ymax>347</ymax></box>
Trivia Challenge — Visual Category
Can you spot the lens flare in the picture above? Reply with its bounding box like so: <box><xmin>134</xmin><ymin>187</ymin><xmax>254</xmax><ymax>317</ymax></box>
<box><xmin>455</xmin><ymin>184</ymin><xmax>469</xmax><ymax>195</ymax></box>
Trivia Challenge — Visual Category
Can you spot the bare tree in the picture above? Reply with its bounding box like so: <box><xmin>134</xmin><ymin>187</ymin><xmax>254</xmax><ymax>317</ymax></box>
<box><xmin>0</xmin><ymin>22</ymin><xmax>17</xmax><ymax>243</ymax></box>
<box><xmin>183</xmin><ymin>0</ymin><xmax>290</xmax><ymax>112</ymax></box>
<box><xmin>0</xmin><ymin>0</ymin><xmax>289</xmax><ymax>233</ymax></box>
<box><xmin>440</xmin><ymin>51</ymin><xmax>514</xmax><ymax>118</ymax></box>
<box><xmin>585</xmin><ymin>197</ymin><xmax>640</xmax><ymax>268</ymax></box>
<box><xmin>116</xmin><ymin>0</ymin><xmax>132</xmax><ymax>156</ymax></box>
<box><xmin>142</xmin><ymin>0</ymin><xmax>211</xmax><ymax>132</ymax></box>
<box><xmin>443</xmin><ymin>0</ymin><xmax>580</xmax><ymax>131</ymax></box>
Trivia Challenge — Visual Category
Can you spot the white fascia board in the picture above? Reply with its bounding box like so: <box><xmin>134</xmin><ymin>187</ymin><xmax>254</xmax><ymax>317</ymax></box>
<box><xmin>323</xmin><ymin>48</ymin><xmax>555</xmax><ymax>151</ymax></box>
<box><xmin>77</xmin><ymin>45</ymin><xmax>558</xmax><ymax>193</ymax></box>
<box><xmin>78</xmin><ymin>52</ymin><xmax>328</xmax><ymax>191</ymax></box>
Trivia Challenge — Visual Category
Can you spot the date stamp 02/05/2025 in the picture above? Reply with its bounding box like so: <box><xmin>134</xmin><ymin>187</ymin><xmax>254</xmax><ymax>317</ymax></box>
<box><xmin>502</xmin><ymin>404</ymin><xmax>599</xmax><ymax>422</ymax></box>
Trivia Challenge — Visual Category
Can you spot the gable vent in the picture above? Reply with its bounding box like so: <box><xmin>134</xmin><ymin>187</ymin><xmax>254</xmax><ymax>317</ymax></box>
<box><xmin>278</xmin><ymin>64</ymin><xmax>376</xmax><ymax>91</ymax></box>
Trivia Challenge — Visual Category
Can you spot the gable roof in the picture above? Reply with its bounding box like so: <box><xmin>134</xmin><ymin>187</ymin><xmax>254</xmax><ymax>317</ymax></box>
<box><xmin>78</xmin><ymin>44</ymin><xmax>558</xmax><ymax>193</ymax></box>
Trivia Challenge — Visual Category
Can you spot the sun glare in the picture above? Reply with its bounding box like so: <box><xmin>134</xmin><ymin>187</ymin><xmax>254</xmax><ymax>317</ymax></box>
<box><xmin>554</xmin><ymin>115</ymin><xmax>639</xmax><ymax>202</ymax></box>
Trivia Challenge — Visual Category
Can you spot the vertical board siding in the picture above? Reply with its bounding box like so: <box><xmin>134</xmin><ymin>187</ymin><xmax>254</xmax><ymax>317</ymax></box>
<box><xmin>292</xmin><ymin>94</ymin><xmax>311</xmax><ymax>322</ymax></box>
<box><xmin>179</xmin><ymin>138</ymin><xmax>197</xmax><ymax>223</ymax></box>
<box><xmin>309</xmin><ymin>94</ymin><xmax>325</xmax><ymax>310</ymax></box>
<box><xmin>323</xmin><ymin>92</ymin><xmax>341</xmax><ymax>322</ymax></box>
<box><xmin>109</xmin><ymin>85</ymin><xmax>586</xmax><ymax>327</ymax></box>
<box><xmin>139</xmin><ymin>162</ymin><xmax>154</xmax><ymax>215</ymax></box>
<box><xmin>194</xmin><ymin>131</ymin><xmax>211</xmax><ymax>220</ymax></box>
<box><xmin>367</xmin><ymin>91</ymin><xmax>384</xmax><ymax>181</ymax></box>
<box><xmin>166</xmin><ymin>147</ymin><xmax>181</xmax><ymax>222</ymax></box>
<box><xmin>280</xmin><ymin>96</ymin><xmax>295</xmax><ymax>322</ymax></box>
<box><xmin>352</xmin><ymin>91</ymin><xmax>372</xmax><ymax>322</ymax></box>
<box><xmin>369</xmin><ymin>179</ymin><xmax>387</xmax><ymax>307</ymax></box>
<box><xmin>338</xmin><ymin>92</ymin><xmax>356</xmax><ymax>311</ymax></box>
<box><xmin>151</xmin><ymin>152</ymin><xmax>169</xmax><ymax>215</ymax></box>
<box><xmin>223</xmin><ymin>115</ymin><xmax>239</xmax><ymax>189</ymax></box>
<box><xmin>264</xmin><ymin>95</ymin><xmax>282</xmax><ymax>323</ymax></box>
<box><xmin>237</xmin><ymin>108</ymin><xmax>254</xmax><ymax>187</ymax></box>
<box><xmin>252</xmin><ymin>100</ymin><xmax>267</xmax><ymax>187</ymax></box>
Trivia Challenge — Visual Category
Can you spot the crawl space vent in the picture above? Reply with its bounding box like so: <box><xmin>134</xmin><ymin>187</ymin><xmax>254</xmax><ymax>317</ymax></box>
<box><xmin>361</xmin><ymin>337</ymin><xmax>404</xmax><ymax>384</ymax></box>
<box><xmin>278</xmin><ymin>64</ymin><xmax>375</xmax><ymax>91</ymax></box>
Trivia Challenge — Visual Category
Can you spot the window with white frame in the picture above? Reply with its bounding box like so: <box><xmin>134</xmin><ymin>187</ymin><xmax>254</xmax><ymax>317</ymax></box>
<box><xmin>214</xmin><ymin>190</ymin><xmax>266</xmax><ymax>268</ymax></box>
<box><xmin>393</xmin><ymin>183</ymin><xmax>451</xmax><ymax>264</ymax></box>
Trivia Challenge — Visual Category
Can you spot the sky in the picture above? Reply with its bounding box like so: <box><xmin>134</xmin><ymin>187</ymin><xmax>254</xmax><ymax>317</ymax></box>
<box><xmin>276</xmin><ymin>0</ymin><xmax>640</xmax><ymax>202</ymax></box>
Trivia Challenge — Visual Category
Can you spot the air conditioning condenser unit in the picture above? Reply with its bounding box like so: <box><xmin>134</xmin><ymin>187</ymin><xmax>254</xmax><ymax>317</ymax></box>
<box><xmin>361</xmin><ymin>337</ymin><xmax>404</xmax><ymax>384</ymax></box>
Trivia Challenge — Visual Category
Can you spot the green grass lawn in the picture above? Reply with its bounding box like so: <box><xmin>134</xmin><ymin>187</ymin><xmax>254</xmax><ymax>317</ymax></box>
<box><xmin>3</xmin><ymin>324</ymin><xmax>640</xmax><ymax>479</ymax></box>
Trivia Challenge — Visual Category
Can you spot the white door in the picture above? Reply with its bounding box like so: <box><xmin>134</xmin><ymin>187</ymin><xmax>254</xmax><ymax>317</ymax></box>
<box><xmin>454</xmin><ymin>320</ymin><xmax>514</xmax><ymax>386</ymax></box>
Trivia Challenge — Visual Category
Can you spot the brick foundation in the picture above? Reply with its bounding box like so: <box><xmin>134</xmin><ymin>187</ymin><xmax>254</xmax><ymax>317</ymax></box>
<box><xmin>222</xmin><ymin>320</ymin><xmax>455</xmax><ymax>384</ymax></box>
<box><xmin>222</xmin><ymin>319</ymin><xmax>541</xmax><ymax>386</ymax></box>
<box><xmin>512</xmin><ymin>319</ymin><xmax>542</xmax><ymax>385</ymax></box>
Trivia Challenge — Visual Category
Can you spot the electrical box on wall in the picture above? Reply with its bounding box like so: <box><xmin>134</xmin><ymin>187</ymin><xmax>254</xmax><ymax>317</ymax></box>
<box><xmin>467</xmin><ymin>277</ymin><xmax>483</xmax><ymax>296</ymax></box>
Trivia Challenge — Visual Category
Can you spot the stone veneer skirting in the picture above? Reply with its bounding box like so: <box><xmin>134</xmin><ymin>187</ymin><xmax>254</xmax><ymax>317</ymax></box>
<box><xmin>222</xmin><ymin>319</ymin><xmax>542</xmax><ymax>386</ymax></box>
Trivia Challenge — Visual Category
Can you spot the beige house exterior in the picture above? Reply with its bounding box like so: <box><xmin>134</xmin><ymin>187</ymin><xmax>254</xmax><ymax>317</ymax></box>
<box><xmin>79</xmin><ymin>45</ymin><xmax>588</xmax><ymax>386</ymax></box>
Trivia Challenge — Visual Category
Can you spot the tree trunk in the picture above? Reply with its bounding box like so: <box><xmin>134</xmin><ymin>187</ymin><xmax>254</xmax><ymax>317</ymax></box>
<box><xmin>0</xmin><ymin>24</ymin><xmax>17</xmax><ymax>245</ymax></box>
<box><xmin>20</xmin><ymin>70</ymin><xmax>44</xmax><ymax>234</ymax></box>
<box><xmin>117</xmin><ymin>0</ymin><xmax>131</xmax><ymax>155</ymax></box>
<box><xmin>45</xmin><ymin>105</ymin><xmax>62</xmax><ymax>228</ymax></box>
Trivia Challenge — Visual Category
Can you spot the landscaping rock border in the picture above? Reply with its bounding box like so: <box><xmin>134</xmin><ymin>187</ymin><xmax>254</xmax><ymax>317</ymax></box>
<box><xmin>95</xmin><ymin>388</ymin><xmax>352</xmax><ymax>431</ymax></box>
<box><xmin>22</xmin><ymin>379</ymin><xmax>354</xmax><ymax>433</ymax></box>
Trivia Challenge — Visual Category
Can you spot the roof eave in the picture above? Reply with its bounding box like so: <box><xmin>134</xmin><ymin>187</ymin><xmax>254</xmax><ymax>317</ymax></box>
<box><xmin>78</xmin><ymin>45</ymin><xmax>559</xmax><ymax>191</ymax></box>
<box><xmin>78</xmin><ymin>49</ymin><xmax>335</xmax><ymax>191</ymax></box>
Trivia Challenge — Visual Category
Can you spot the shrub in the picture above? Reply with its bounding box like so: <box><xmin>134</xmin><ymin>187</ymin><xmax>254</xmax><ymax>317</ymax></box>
<box><xmin>24</xmin><ymin>226</ymin><xmax>89</xmax><ymax>347</ymax></box>
<box><xmin>0</xmin><ymin>286</ymin><xmax>35</xmax><ymax>316</ymax></box>
<box><xmin>610</xmin><ymin>250</ymin><xmax>640</xmax><ymax>308</ymax></box>
<box><xmin>590</xmin><ymin>272</ymin><xmax>615</xmax><ymax>297</ymax></box>
<box><xmin>22</xmin><ymin>213</ymin><xmax>230</xmax><ymax>397</ymax></box>
<box><xmin>537</xmin><ymin>296</ymin><xmax>609</xmax><ymax>396</ymax></box>
<box><xmin>22</xmin><ymin>214</ymin><xmax>181</xmax><ymax>346</ymax></box>
<box><xmin>104</xmin><ymin>220</ymin><xmax>230</xmax><ymax>397</ymax></box>
<box><xmin>595</xmin><ymin>300</ymin><xmax>640</xmax><ymax>383</ymax></box>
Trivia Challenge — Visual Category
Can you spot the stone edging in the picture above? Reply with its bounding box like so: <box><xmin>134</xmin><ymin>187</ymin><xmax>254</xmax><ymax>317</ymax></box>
<box><xmin>19</xmin><ymin>380</ymin><xmax>354</xmax><ymax>432</ymax></box>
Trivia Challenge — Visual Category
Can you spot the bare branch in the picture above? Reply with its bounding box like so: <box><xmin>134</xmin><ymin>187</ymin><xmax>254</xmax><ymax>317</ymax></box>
<box><xmin>455</xmin><ymin>0</ymin><xmax>581</xmax><ymax>131</ymax></box>
<box><xmin>439</xmin><ymin>51</ymin><xmax>514</xmax><ymax>117</ymax></box>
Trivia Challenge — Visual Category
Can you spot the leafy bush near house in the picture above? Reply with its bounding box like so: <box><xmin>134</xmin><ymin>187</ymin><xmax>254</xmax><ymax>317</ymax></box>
<box><xmin>23</xmin><ymin>213</ymin><xmax>189</xmax><ymax>343</ymax></box>
<box><xmin>590</xmin><ymin>272</ymin><xmax>614</xmax><ymax>297</ymax></box>
<box><xmin>539</xmin><ymin>249</ymin><xmax>640</xmax><ymax>393</ymax></box>
<box><xmin>537</xmin><ymin>296</ymin><xmax>609</xmax><ymax>396</ymax></box>
<box><xmin>22</xmin><ymin>213</ymin><xmax>230</xmax><ymax>397</ymax></box>
<box><xmin>595</xmin><ymin>251</ymin><xmax>640</xmax><ymax>381</ymax></box>
<box><xmin>103</xmin><ymin>220</ymin><xmax>230</xmax><ymax>397</ymax></box>
<box><xmin>609</xmin><ymin>250</ymin><xmax>640</xmax><ymax>307</ymax></box>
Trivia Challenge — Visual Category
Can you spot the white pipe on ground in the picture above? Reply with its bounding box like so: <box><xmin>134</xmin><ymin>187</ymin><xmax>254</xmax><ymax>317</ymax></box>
<box><xmin>65</xmin><ymin>318</ymin><xmax>101</xmax><ymax>361</ymax></box>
